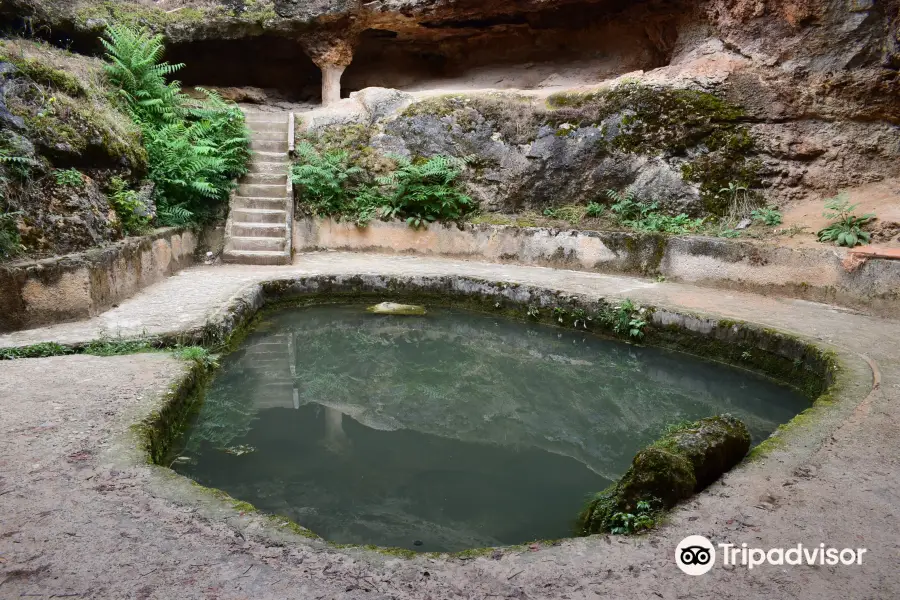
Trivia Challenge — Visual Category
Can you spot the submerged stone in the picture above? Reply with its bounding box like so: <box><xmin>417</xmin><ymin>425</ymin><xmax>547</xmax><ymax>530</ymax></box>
<box><xmin>579</xmin><ymin>414</ymin><xmax>751</xmax><ymax>535</ymax></box>
<box><xmin>366</xmin><ymin>302</ymin><xmax>427</xmax><ymax>315</ymax></box>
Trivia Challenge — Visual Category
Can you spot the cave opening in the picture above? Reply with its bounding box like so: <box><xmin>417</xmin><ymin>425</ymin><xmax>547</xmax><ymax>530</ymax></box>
<box><xmin>165</xmin><ymin>34</ymin><xmax>321</xmax><ymax>104</ymax></box>
<box><xmin>159</xmin><ymin>1</ymin><xmax>681</xmax><ymax>106</ymax></box>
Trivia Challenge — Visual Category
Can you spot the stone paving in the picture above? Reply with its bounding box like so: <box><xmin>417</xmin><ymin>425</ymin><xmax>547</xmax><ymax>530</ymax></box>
<box><xmin>1</xmin><ymin>253</ymin><xmax>898</xmax><ymax>599</ymax></box>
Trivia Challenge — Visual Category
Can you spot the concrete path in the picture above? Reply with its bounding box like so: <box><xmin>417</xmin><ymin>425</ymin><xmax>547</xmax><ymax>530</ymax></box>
<box><xmin>0</xmin><ymin>253</ymin><xmax>897</xmax><ymax>599</ymax></box>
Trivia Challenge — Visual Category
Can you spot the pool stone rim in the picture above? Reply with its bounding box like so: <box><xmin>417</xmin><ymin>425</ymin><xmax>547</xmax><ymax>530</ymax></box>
<box><xmin>55</xmin><ymin>274</ymin><xmax>867</xmax><ymax>560</ymax></box>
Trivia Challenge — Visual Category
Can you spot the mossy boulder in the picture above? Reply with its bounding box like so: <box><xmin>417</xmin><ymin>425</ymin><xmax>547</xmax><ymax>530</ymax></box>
<box><xmin>578</xmin><ymin>414</ymin><xmax>751</xmax><ymax>535</ymax></box>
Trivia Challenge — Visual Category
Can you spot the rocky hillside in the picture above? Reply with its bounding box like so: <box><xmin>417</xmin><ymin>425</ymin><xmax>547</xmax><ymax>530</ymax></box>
<box><xmin>0</xmin><ymin>38</ymin><xmax>147</xmax><ymax>258</ymax></box>
<box><xmin>2</xmin><ymin>0</ymin><xmax>898</xmax><ymax>227</ymax></box>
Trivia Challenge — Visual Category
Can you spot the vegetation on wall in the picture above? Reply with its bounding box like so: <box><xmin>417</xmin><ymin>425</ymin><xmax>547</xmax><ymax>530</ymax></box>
<box><xmin>291</xmin><ymin>134</ymin><xmax>474</xmax><ymax>228</ymax></box>
<box><xmin>0</xmin><ymin>29</ymin><xmax>249</xmax><ymax>259</ymax></box>
<box><xmin>816</xmin><ymin>193</ymin><xmax>875</xmax><ymax>248</ymax></box>
<box><xmin>101</xmin><ymin>25</ymin><xmax>251</xmax><ymax>226</ymax></box>
<box><xmin>376</xmin><ymin>155</ymin><xmax>473</xmax><ymax>228</ymax></box>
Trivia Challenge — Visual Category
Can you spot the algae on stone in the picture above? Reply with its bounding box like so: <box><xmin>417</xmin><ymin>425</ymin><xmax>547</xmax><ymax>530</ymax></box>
<box><xmin>578</xmin><ymin>414</ymin><xmax>751</xmax><ymax>535</ymax></box>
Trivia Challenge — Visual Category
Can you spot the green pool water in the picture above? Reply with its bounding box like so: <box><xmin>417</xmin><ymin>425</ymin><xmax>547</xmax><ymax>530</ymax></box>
<box><xmin>174</xmin><ymin>305</ymin><xmax>808</xmax><ymax>552</ymax></box>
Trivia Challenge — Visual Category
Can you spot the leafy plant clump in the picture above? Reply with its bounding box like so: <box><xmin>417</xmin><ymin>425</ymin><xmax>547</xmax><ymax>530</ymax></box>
<box><xmin>173</xmin><ymin>345</ymin><xmax>219</xmax><ymax>369</ymax></box>
<box><xmin>610</xmin><ymin>299</ymin><xmax>647</xmax><ymax>339</ymax></box>
<box><xmin>606</xmin><ymin>189</ymin><xmax>704</xmax><ymax>235</ymax></box>
<box><xmin>816</xmin><ymin>193</ymin><xmax>875</xmax><ymax>248</ymax></box>
<box><xmin>107</xmin><ymin>176</ymin><xmax>152</xmax><ymax>235</ymax></box>
<box><xmin>292</xmin><ymin>147</ymin><xmax>474</xmax><ymax>228</ymax></box>
<box><xmin>377</xmin><ymin>155</ymin><xmax>474</xmax><ymax>228</ymax></box>
<box><xmin>608</xmin><ymin>500</ymin><xmax>658</xmax><ymax>535</ymax></box>
<box><xmin>750</xmin><ymin>206</ymin><xmax>783</xmax><ymax>227</ymax></box>
<box><xmin>290</xmin><ymin>142</ymin><xmax>377</xmax><ymax>225</ymax></box>
<box><xmin>53</xmin><ymin>168</ymin><xmax>84</xmax><ymax>188</ymax></box>
<box><xmin>101</xmin><ymin>25</ymin><xmax>250</xmax><ymax>226</ymax></box>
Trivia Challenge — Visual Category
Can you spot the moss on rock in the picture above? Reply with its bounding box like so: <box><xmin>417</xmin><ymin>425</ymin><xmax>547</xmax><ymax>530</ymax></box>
<box><xmin>578</xmin><ymin>414</ymin><xmax>751</xmax><ymax>535</ymax></box>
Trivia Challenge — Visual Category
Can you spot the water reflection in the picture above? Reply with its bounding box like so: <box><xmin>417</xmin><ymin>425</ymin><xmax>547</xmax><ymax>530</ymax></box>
<box><xmin>176</xmin><ymin>305</ymin><xmax>809</xmax><ymax>551</ymax></box>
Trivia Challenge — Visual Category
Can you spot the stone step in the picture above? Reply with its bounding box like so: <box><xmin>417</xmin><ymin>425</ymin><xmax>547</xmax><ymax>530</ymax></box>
<box><xmin>243</xmin><ymin>172</ymin><xmax>287</xmax><ymax>185</ymax></box>
<box><xmin>238</xmin><ymin>183</ymin><xmax>288</xmax><ymax>198</ymax></box>
<box><xmin>232</xmin><ymin>222</ymin><xmax>287</xmax><ymax>238</ymax></box>
<box><xmin>231</xmin><ymin>208</ymin><xmax>287</xmax><ymax>223</ymax></box>
<box><xmin>247</xmin><ymin>121</ymin><xmax>288</xmax><ymax>134</ymax></box>
<box><xmin>229</xmin><ymin>236</ymin><xmax>287</xmax><ymax>252</ymax></box>
<box><xmin>252</xmin><ymin>131</ymin><xmax>288</xmax><ymax>141</ymax></box>
<box><xmin>232</xmin><ymin>196</ymin><xmax>288</xmax><ymax>210</ymax></box>
<box><xmin>248</xmin><ymin>161</ymin><xmax>290</xmax><ymax>174</ymax></box>
<box><xmin>252</xmin><ymin>151</ymin><xmax>289</xmax><ymax>163</ymax></box>
<box><xmin>251</xmin><ymin>139</ymin><xmax>289</xmax><ymax>153</ymax></box>
<box><xmin>244</xmin><ymin>113</ymin><xmax>290</xmax><ymax>124</ymax></box>
<box><xmin>222</xmin><ymin>249</ymin><xmax>291</xmax><ymax>266</ymax></box>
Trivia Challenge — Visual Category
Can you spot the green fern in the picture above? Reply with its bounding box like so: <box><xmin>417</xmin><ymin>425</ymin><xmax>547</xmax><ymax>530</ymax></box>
<box><xmin>157</xmin><ymin>204</ymin><xmax>193</xmax><ymax>226</ymax></box>
<box><xmin>377</xmin><ymin>155</ymin><xmax>473</xmax><ymax>227</ymax></box>
<box><xmin>291</xmin><ymin>142</ymin><xmax>374</xmax><ymax>222</ymax></box>
<box><xmin>101</xmin><ymin>25</ymin><xmax>250</xmax><ymax>226</ymax></box>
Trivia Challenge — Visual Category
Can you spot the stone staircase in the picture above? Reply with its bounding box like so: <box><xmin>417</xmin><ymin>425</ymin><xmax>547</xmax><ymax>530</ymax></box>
<box><xmin>223</xmin><ymin>111</ymin><xmax>293</xmax><ymax>265</ymax></box>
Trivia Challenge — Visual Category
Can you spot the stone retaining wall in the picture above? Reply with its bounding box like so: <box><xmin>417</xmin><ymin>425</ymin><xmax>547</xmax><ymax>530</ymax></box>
<box><xmin>294</xmin><ymin>218</ymin><xmax>900</xmax><ymax>318</ymax></box>
<box><xmin>0</xmin><ymin>228</ymin><xmax>199</xmax><ymax>333</ymax></box>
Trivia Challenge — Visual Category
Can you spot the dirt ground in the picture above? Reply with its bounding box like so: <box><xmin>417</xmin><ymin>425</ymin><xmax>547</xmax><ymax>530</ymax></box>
<box><xmin>0</xmin><ymin>256</ymin><xmax>898</xmax><ymax>599</ymax></box>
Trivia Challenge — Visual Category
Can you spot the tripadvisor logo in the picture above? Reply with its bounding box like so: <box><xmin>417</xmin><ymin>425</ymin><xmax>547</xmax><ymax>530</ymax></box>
<box><xmin>675</xmin><ymin>535</ymin><xmax>868</xmax><ymax>574</ymax></box>
<box><xmin>676</xmin><ymin>535</ymin><xmax>716</xmax><ymax>575</ymax></box>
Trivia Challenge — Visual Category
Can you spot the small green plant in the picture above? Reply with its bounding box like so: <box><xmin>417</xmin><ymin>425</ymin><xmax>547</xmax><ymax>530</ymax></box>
<box><xmin>571</xmin><ymin>308</ymin><xmax>590</xmax><ymax>329</ymax></box>
<box><xmin>174</xmin><ymin>345</ymin><xmax>219</xmax><ymax>368</ymax></box>
<box><xmin>750</xmin><ymin>206</ymin><xmax>783</xmax><ymax>226</ymax></box>
<box><xmin>0</xmin><ymin>150</ymin><xmax>38</xmax><ymax>179</ymax></box>
<box><xmin>817</xmin><ymin>193</ymin><xmax>874</xmax><ymax>247</ymax></box>
<box><xmin>54</xmin><ymin>168</ymin><xmax>84</xmax><ymax>188</ymax></box>
<box><xmin>526</xmin><ymin>305</ymin><xmax>540</xmax><ymax>319</ymax></box>
<box><xmin>552</xmin><ymin>306</ymin><xmax>568</xmax><ymax>324</ymax></box>
<box><xmin>606</xmin><ymin>188</ymin><xmax>642</xmax><ymax>221</ymax></box>
<box><xmin>107</xmin><ymin>177</ymin><xmax>152</xmax><ymax>235</ymax></box>
<box><xmin>543</xmin><ymin>204</ymin><xmax>587</xmax><ymax>225</ymax></box>
<box><xmin>585</xmin><ymin>202</ymin><xmax>605</xmax><ymax>218</ymax></box>
<box><xmin>0</xmin><ymin>209</ymin><xmax>23</xmax><ymax>258</ymax></box>
<box><xmin>718</xmin><ymin>181</ymin><xmax>753</xmax><ymax>222</ymax></box>
<box><xmin>83</xmin><ymin>338</ymin><xmax>154</xmax><ymax>356</ymax></box>
<box><xmin>378</xmin><ymin>155</ymin><xmax>474</xmax><ymax>228</ymax></box>
<box><xmin>718</xmin><ymin>228</ymin><xmax>741</xmax><ymax>239</ymax></box>
<box><xmin>0</xmin><ymin>342</ymin><xmax>75</xmax><ymax>360</ymax></box>
<box><xmin>606</xmin><ymin>189</ymin><xmax>703</xmax><ymax>234</ymax></box>
<box><xmin>610</xmin><ymin>299</ymin><xmax>647</xmax><ymax>339</ymax></box>
<box><xmin>609</xmin><ymin>500</ymin><xmax>656</xmax><ymax>535</ymax></box>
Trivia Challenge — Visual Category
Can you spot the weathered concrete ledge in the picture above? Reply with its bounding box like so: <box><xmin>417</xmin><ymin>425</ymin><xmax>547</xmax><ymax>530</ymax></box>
<box><xmin>293</xmin><ymin>218</ymin><xmax>900</xmax><ymax>318</ymax></box>
<box><xmin>0</xmin><ymin>228</ymin><xmax>199</xmax><ymax>333</ymax></box>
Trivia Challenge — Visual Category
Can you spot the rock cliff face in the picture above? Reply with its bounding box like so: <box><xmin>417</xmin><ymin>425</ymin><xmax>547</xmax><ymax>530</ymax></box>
<box><xmin>5</xmin><ymin>0</ymin><xmax>897</xmax><ymax>210</ymax></box>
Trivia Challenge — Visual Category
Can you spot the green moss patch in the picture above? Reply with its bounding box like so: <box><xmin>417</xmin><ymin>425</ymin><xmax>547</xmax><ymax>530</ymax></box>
<box><xmin>578</xmin><ymin>415</ymin><xmax>751</xmax><ymax>535</ymax></box>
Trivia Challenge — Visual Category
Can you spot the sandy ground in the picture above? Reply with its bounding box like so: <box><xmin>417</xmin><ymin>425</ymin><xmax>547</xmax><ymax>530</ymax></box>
<box><xmin>779</xmin><ymin>178</ymin><xmax>900</xmax><ymax>248</ymax></box>
<box><xmin>0</xmin><ymin>254</ymin><xmax>898</xmax><ymax>599</ymax></box>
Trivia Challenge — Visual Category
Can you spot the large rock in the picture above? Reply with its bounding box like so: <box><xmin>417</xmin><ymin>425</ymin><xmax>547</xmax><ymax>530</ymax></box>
<box><xmin>350</xmin><ymin>87</ymin><xmax>415</xmax><ymax>121</ymax></box>
<box><xmin>578</xmin><ymin>414</ymin><xmax>751</xmax><ymax>535</ymax></box>
<box><xmin>366</xmin><ymin>302</ymin><xmax>427</xmax><ymax>315</ymax></box>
